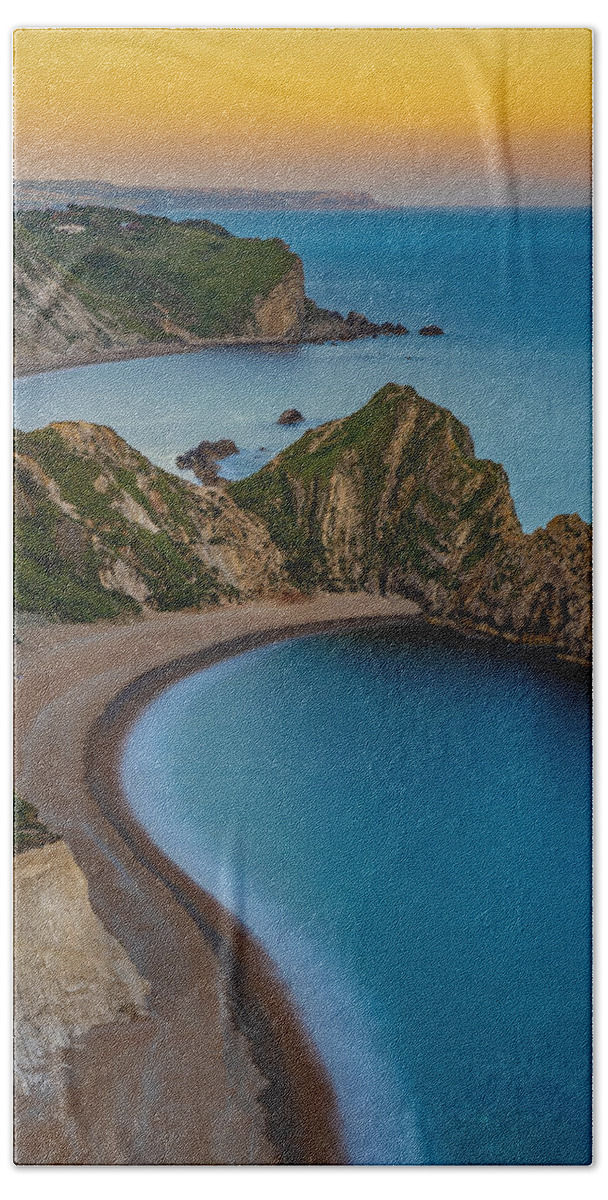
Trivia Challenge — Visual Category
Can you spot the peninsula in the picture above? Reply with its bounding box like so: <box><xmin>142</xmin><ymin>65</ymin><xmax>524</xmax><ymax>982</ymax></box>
<box><xmin>15</xmin><ymin>384</ymin><xmax>591</xmax><ymax>665</ymax></box>
<box><xmin>13</xmin><ymin>205</ymin><xmax>407</xmax><ymax>375</ymax></box>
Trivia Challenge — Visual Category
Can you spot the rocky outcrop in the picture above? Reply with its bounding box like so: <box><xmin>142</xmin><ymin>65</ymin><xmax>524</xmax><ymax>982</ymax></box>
<box><xmin>419</xmin><ymin>325</ymin><xmax>444</xmax><ymax>336</ymax></box>
<box><xmin>230</xmin><ymin>383</ymin><xmax>591</xmax><ymax>664</ymax></box>
<box><xmin>14</xmin><ymin>838</ymin><xmax>151</xmax><ymax>1163</ymax></box>
<box><xmin>246</xmin><ymin>259</ymin><xmax>306</xmax><ymax>341</ymax></box>
<box><xmin>304</xmin><ymin>301</ymin><xmax>408</xmax><ymax>343</ymax></box>
<box><xmin>14</xmin><ymin>421</ymin><xmax>290</xmax><ymax>621</ymax></box>
<box><xmin>15</xmin><ymin>389</ymin><xmax>590</xmax><ymax>662</ymax></box>
<box><xmin>176</xmin><ymin>439</ymin><xmax>239</xmax><ymax>483</ymax></box>
<box><xmin>277</xmin><ymin>409</ymin><xmax>304</xmax><ymax>425</ymax></box>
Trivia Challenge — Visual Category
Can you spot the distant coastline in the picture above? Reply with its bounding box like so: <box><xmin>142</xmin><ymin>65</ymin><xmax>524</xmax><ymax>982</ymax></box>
<box><xmin>13</xmin><ymin>179</ymin><xmax>592</xmax><ymax>214</ymax></box>
<box><xmin>14</xmin><ymin>179</ymin><xmax>385</xmax><ymax>214</ymax></box>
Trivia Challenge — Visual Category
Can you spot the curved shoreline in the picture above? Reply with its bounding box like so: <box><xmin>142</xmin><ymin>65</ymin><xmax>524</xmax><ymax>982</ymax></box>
<box><xmin>14</xmin><ymin>336</ymin><xmax>311</xmax><ymax>379</ymax></box>
<box><xmin>14</xmin><ymin>594</ymin><xmax>419</xmax><ymax>1163</ymax></box>
<box><xmin>14</xmin><ymin>595</ymin><xmax>588</xmax><ymax>1163</ymax></box>
<box><xmin>14</xmin><ymin>328</ymin><xmax>405</xmax><ymax>379</ymax></box>
<box><xmin>83</xmin><ymin>617</ymin><xmax>406</xmax><ymax>1166</ymax></box>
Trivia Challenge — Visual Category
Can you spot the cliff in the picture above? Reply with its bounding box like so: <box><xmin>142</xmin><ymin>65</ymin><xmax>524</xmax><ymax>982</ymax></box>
<box><xmin>14</xmin><ymin>837</ymin><xmax>151</xmax><ymax>1163</ymax></box>
<box><xmin>230</xmin><ymin>384</ymin><xmax>591</xmax><ymax>663</ymax></box>
<box><xmin>14</xmin><ymin>207</ymin><xmax>407</xmax><ymax>374</ymax></box>
<box><xmin>14</xmin><ymin>421</ymin><xmax>290</xmax><ymax>621</ymax></box>
<box><xmin>15</xmin><ymin>386</ymin><xmax>590</xmax><ymax>663</ymax></box>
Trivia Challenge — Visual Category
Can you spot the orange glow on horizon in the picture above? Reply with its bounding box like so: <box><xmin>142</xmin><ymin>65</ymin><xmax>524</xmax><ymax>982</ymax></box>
<box><xmin>13</xmin><ymin>27</ymin><xmax>592</xmax><ymax>205</ymax></box>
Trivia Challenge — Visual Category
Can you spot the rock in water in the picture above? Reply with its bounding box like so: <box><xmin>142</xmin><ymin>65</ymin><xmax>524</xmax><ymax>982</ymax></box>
<box><xmin>176</xmin><ymin>439</ymin><xmax>238</xmax><ymax>482</ymax></box>
<box><xmin>419</xmin><ymin>325</ymin><xmax>444</xmax><ymax>336</ymax></box>
<box><xmin>277</xmin><ymin>409</ymin><xmax>304</xmax><ymax>425</ymax></box>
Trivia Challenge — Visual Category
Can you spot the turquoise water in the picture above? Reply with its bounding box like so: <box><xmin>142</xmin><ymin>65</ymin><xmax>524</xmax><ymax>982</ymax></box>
<box><xmin>122</xmin><ymin>628</ymin><xmax>591</xmax><ymax>1165</ymax></box>
<box><xmin>14</xmin><ymin>207</ymin><xmax>591</xmax><ymax>532</ymax></box>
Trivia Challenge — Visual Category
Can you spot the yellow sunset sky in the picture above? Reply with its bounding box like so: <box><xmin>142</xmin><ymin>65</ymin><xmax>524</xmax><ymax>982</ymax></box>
<box><xmin>13</xmin><ymin>27</ymin><xmax>592</xmax><ymax>205</ymax></box>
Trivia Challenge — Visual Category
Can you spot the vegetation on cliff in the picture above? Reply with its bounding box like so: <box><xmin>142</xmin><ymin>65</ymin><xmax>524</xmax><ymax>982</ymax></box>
<box><xmin>14</xmin><ymin>422</ymin><xmax>288</xmax><ymax>621</ymax></box>
<box><xmin>14</xmin><ymin>206</ymin><xmax>408</xmax><ymax>373</ymax></box>
<box><xmin>14</xmin><ymin>793</ymin><xmax>60</xmax><ymax>855</ymax></box>
<box><xmin>14</xmin><ymin>385</ymin><xmax>590</xmax><ymax>662</ymax></box>
<box><xmin>230</xmin><ymin>383</ymin><xmax>591</xmax><ymax>662</ymax></box>
<box><xmin>14</xmin><ymin>206</ymin><xmax>295</xmax><ymax>355</ymax></box>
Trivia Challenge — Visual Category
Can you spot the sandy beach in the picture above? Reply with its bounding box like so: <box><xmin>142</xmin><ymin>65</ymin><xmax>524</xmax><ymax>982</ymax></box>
<box><xmin>14</xmin><ymin>335</ymin><xmax>309</xmax><ymax>379</ymax></box>
<box><xmin>14</xmin><ymin>592</ymin><xmax>420</xmax><ymax>1164</ymax></box>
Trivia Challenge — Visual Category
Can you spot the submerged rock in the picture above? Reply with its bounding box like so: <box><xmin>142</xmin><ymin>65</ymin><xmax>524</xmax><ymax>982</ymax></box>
<box><xmin>277</xmin><ymin>409</ymin><xmax>304</xmax><ymax>426</ymax></box>
<box><xmin>419</xmin><ymin>325</ymin><xmax>444</xmax><ymax>336</ymax></box>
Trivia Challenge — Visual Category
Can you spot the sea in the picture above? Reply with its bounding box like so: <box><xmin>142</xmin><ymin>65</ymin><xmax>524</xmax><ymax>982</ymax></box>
<box><xmin>122</xmin><ymin>628</ymin><xmax>591</xmax><ymax>1165</ymax></box>
<box><xmin>15</xmin><ymin>208</ymin><xmax>593</xmax><ymax>1163</ymax></box>
<box><xmin>14</xmin><ymin>206</ymin><xmax>592</xmax><ymax>533</ymax></box>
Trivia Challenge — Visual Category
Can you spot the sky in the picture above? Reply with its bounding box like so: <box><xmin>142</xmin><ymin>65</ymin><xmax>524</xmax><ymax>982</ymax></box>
<box><xmin>13</xmin><ymin>27</ymin><xmax>592</xmax><ymax>206</ymax></box>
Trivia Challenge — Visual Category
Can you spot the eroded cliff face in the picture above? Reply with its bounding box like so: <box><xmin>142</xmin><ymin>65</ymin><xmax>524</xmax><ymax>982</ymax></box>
<box><xmin>246</xmin><ymin>260</ymin><xmax>306</xmax><ymax>341</ymax></box>
<box><xmin>13</xmin><ymin>237</ymin><xmax>146</xmax><ymax>375</ymax></box>
<box><xmin>14</xmin><ymin>388</ymin><xmax>591</xmax><ymax>662</ymax></box>
<box><xmin>14</xmin><ymin>421</ymin><xmax>290</xmax><ymax>621</ymax></box>
<box><xmin>230</xmin><ymin>384</ymin><xmax>591</xmax><ymax>663</ymax></box>
<box><xmin>14</xmin><ymin>209</ymin><xmax>408</xmax><ymax>374</ymax></box>
<box><xmin>14</xmin><ymin>840</ymin><xmax>150</xmax><ymax>1129</ymax></box>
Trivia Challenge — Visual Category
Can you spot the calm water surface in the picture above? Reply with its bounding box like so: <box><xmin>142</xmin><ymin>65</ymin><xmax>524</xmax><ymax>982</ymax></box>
<box><xmin>122</xmin><ymin>628</ymin><xmax>591</xmax><ymax>1165</ymax></box>
<box><xmin>14</xmin><ymin>208</ymin><xmax>591</xmax><ymax>532</ymax></box>
<box><xmin>18</xmin><ymin>209</ymin><xmax>591</xmax><ymax>1160</ymax></box>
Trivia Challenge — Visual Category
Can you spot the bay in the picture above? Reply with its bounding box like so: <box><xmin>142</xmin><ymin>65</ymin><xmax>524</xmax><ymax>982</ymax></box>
<box><xmin>14</xmin><ymin>207</ymin><xmax>592</xmax><ymax>533</ymax></box>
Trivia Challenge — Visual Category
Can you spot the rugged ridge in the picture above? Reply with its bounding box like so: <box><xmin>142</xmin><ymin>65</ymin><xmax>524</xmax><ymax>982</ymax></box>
<box><xmin>14</xmin><ymin>386</ymin><xmax>590</xmax><ymax>663</ymax></box>
<box><xmin>14</xmin><ymin>422</ymin><xmax>290</xmax><ymax>621</ymax></box>
<box><xmin>230</xmin><ymin>384</ymin><xmax>591</xmax><ymax>663</ymax></box>
<box><xmin>14</xmin><ymin>207</ymin><xmax>407</xmax><ymax>374</ymax></box>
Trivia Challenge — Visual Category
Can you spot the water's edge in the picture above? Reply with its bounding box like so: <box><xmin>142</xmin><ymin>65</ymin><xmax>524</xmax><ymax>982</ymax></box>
<box><xmin>85</xmin><ymin>615</ymin><xmax>428</xmax><ymax>1164</ymax></box>
<box><xmin>85</xmin><ymin>612</ymin><xmax>589</xmax><ymax>1164</ymax></box>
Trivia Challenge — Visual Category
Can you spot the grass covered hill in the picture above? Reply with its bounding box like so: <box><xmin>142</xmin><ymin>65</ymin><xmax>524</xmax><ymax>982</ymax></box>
<box><xmin>14</xmin><ymin>421</ymin><xmax>288</xmax><ymax>622</ymax></box>
<box><xmin>14</xmin><ymin>205</ymin><xmax>408</xmax><ymax>374</ymax></box>
<box><xmin>230</xmin><ymin>383</ymin><xmax>591</xmax><ymax>662</ymax></box>
<box><xmin>14</xmin><ymin>205</ymin><xmax>302</xmax><ymax>371</ymax></box>
<box><xmin>14</xmin><ymin>385</ymin><xmax>590</xmax><ymax>663</ymax></box>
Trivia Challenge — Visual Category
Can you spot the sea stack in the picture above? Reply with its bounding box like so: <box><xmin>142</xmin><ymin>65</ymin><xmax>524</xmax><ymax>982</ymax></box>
<box><xmin>277</xmin><ymin>409</ymin><xmax>304</xmax><ymax>425</ymax></box>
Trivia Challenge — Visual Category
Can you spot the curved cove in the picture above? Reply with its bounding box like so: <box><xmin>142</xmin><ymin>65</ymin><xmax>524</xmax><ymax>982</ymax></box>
<box><xmin>121</xmin><ymin>626</ymin><xmax>591</xmax><ymax>1164</ymax></box>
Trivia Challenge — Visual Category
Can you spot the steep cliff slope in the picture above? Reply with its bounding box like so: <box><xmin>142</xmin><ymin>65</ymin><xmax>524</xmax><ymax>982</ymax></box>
<box><xmin>15</xmin><ymin>422</ymin><xmax>289</xmax><ymax>621</ymax></box>
<box><xmin>15</xmin><ymin>388</ymin><xmax>590</xmax><ymax>662</ymax></box>
<box><xmin>230</xmin><ymin>384</ymin><xmax>591</xmax><ymax>662</ymax></box>
<box><xmin>14</xmin><ymin>206</ymin><xmax>407</xmax><ymax>373</ymax></box>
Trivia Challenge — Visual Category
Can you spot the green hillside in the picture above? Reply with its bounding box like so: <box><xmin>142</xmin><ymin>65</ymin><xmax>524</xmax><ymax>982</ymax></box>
<box><xmin>14</xmin><ymin>421</ymin><xmax>287</xmax><ymax>622</ymax></box>
<box><xmin>15</xmin><ymin>205</ymin><xmax>295</xmax><ymax>341</ymax></box>
<box><xmin>229</xmin><ymin>383</ymin><xmax>591</xmax><ymax>661</ymax></box>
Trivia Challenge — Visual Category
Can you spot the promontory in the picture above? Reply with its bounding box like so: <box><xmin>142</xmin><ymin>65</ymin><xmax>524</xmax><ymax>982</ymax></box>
<box><xmin>13</xmin><ymin>205</ymin><xmax>408</xmax><ymax>375</ymax></box>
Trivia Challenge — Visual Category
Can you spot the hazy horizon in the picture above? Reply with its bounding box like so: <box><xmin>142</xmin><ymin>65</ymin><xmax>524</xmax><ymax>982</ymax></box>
<box><xmin>13</xmin><ymin>29</ymin><xmax>591</xmax><ymax>209</ymax></box>
<box><xmin>13</xmin><ymin>175</ymin><xmax>592</xmax><ymax>211</ymax></box>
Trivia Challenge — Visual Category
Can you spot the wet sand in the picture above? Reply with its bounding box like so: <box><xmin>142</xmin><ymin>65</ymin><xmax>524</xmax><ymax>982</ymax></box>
<box><xmin>14</xmin><ymin>592</ymin><xmax>420</xmax><ymax>1164</ymax></box>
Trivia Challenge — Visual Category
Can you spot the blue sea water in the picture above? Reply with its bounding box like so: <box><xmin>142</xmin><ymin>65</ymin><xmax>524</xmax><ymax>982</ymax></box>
<box><xmin>122</xmin><ymin>628</ymin><xmax>591</xmax><ymax>1165</ymax></box>
<box><xmin>14</xmin><ymin>207</ymin><xmax>591</xmax><ymax>532</ymax></box>
<box><xmin>17</xmin><ymin>209</ymin><xmax>592</xmax><ymax>1161</ymax></box>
